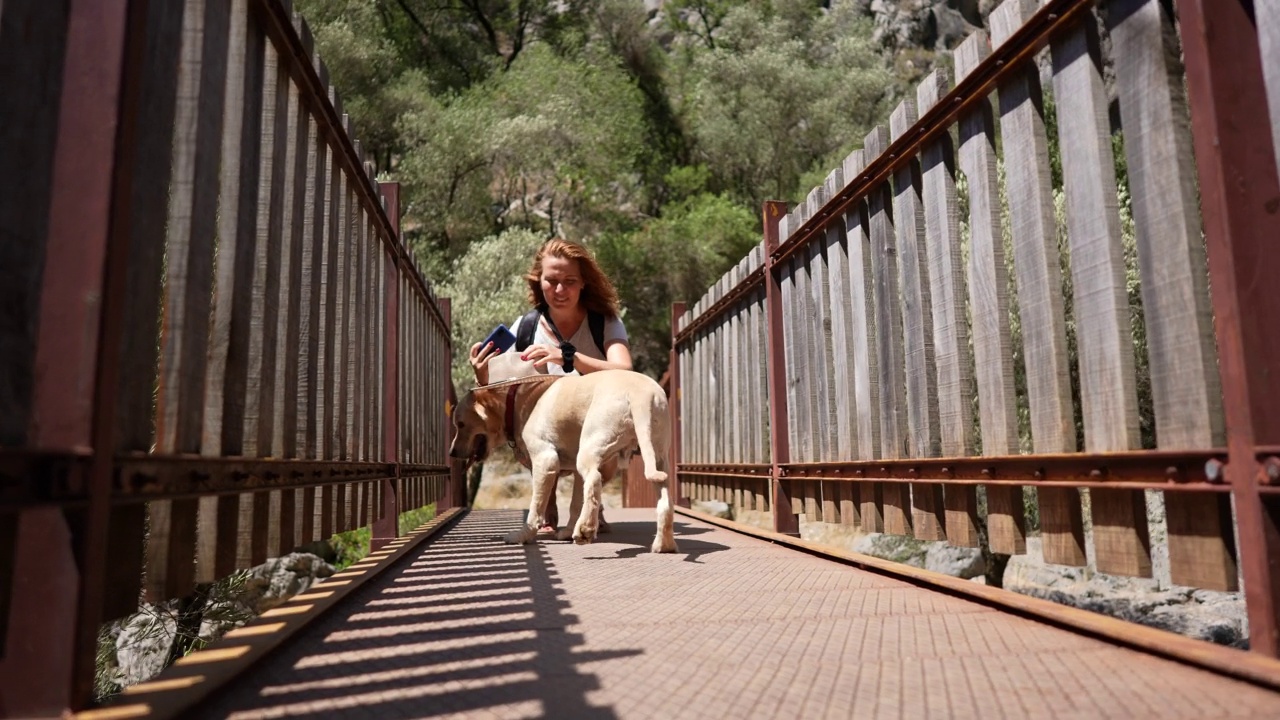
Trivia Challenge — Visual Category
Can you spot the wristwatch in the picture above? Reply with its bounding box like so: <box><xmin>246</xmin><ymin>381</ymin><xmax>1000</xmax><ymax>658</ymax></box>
<box><xmin>560</xmin><ymin>341</ymin><xmax>576</xmax><ymax>373</ymax></box>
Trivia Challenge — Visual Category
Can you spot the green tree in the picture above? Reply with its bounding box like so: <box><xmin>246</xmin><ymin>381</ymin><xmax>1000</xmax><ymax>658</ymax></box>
<box><xmin>597</xmin><ymin>189</ymin><xmax>759</xmax><ymax>374</ymax></box>
<box><xmin>677</xmin><ymin>2</ymin><xmax>895</xmax><ymax>210</ymax></box>
<box><xmin>438</xmin><ymin>227</ymin><xmax>547</xmax><ymax>387</ymax></box>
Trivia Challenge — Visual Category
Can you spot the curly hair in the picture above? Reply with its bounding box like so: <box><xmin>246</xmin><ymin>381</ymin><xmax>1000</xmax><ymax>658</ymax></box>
<box><xmin>524</xmin><ymin>238</ymin><xmax>621</xmax><ymax>318</ymax></box>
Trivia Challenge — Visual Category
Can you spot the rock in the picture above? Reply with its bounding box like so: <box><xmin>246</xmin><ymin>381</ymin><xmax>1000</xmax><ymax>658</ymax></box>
<box><xmin>110</xmin><ymin>553</ymin><xmax>335</xmax><ymax>691</ymax></box>
<box><xmin>925</xmin><ymin>542</ymin><xmax>985</xmax><ymax>579</ymax></box>
<box><xmin>693</xmin><ymin>499</ymin><xmax>732</xmax><ymax>519</ymax></box>
<box><xmin>853</xmin><ymin>533</ymin><xmax>929</xmax><ymax>568</ymax></box>
<box><xmin>113</xmin><ymin>601</ymin><xmax>180</xmax><ymax>686</ymax></box>
<box><xmin>293</xmin><ymin>539</ymin><xmax>338</xmax><ymax>564</ymax></box>
<box><xmin>1004</xmin><ymin>537</ymin><xmax>1248</xmax><ymax>647</ymax></box>
<box><xmin>237</xmin><ymin>552</ymin><xmax>335</xmax><ymax>615</ymax></box>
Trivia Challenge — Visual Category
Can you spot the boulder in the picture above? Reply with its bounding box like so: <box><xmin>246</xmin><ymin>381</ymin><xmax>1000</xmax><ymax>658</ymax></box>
<box><xmin>925</xmin><ymin>542</ymin><xmax>986</xmax><ymax>579</ymax></box>
<box><xmin>692</xmin><ymin>499</ymin><xmax>733</xmax><ymax>519</ymax></box>
<box><xmin>113</xmin><ymin>601</ymin><xmax>180</xmax><ymax>687</ymax></box>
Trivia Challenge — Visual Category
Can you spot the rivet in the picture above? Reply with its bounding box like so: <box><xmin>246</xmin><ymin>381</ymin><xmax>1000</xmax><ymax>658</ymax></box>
<box><xmin>1205</xmin><ymin>458</ymin><xmax>1225</xmax><ymax>483</ymax></box>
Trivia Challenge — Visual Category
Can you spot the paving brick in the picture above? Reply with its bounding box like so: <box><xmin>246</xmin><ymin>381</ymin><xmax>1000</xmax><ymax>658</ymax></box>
<box><xmin>193</xmin><ymin>509</ymin><xmax>1280</xmax><ymax>719</ymax></box>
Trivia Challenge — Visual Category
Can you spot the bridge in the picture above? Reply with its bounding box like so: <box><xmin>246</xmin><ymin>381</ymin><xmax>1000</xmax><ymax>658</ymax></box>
<box><xmin>2</xmin><ymin>0</ymin><xmax>1279</xmax><ymax>717</ymax></box>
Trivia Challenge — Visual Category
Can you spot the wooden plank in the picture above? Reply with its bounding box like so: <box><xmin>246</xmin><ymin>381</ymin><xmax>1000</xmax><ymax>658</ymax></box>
<box><xmin>1259</xmin><ymin>0</ymin><xmax>1280</xmax><ymax>176</ymax></box>
<box><xmin>756</xmin><ymin>283</ymin><xmax>770</xmax><ymax>465</ymax></box>
<box><xmin>344</xmin><ymin>189</ymin><xmax>360</xmax><ymax>461</ymax></box>
<box><xmin>992</xmin><ymin>0</ymin><xmax>1084</xmax><ymax>566</ymax></box>
<box><xmin>0</xmin><ymin>0</ymin><xmax>69</xmax><ymax>445</ymax></box>
<box><xmin>273</xmin><ymin>79</ymin><xmax>307</xmax><ymax>459</ymax></box>
<box><xmin>864</xmin><ymin>126</ymin><xmax>907</xmax><ymax>463</ymax></box>
<box><xmin>267</xmin><ymin>490</ymin><xmax>283</xmax><ymax>556</ymax></box>
<box><xmin>1108</xmin><ymin>0</ymin><xmax>1236</xmax><ymax>589</ymax></box>
<box><xmin>821</xmin><ymin>481</ymin><xmax>837</xmax><ymax>524</ymax></box>
<box><xmin>105</xmin><ymin>0</ymin><xmax>188</xmax><ymax>606</ymax></box>
<box><xmin>350</xmin><ymin>207</ymin><xmax>366</xmax><ymax>462</ymax></box>
<box><xmin>838</xmin><ymin>481</ymin><xmax>859</xmax><ymax>527</ymax></box>
<box><xmin>859</xmin><ymin>482</ymin><xmax>884</xmax><ymax>535</ymax></box>
<box><xmin>1052</xmin><ymin>15</ymin><xmax>1149</xmax><ymax>577</ymax></box>
<box><xmin>727</xmin><ymin>273</ymin><xmax>741</xmax><ymax>465</ymax></box>
<box><xmin>918</xmin><ymin>68</ymin><xmax>979</xmax><ymax>548</ymax></box>
<box><xmin>780</xmin><ymin>252</ymin><xmax>799</xmax><ymax>464</ymax></box>
<box><xmin>842</xmin><ymin>153</ymin><xmax>881</xmax><ymax>464</ymax></box>
<box><xmin>317</xmin><ymin>144</ymin><xmax>338</xmax><ymax>460</ymax></box>
<box><xmin>296</xmin><ymin>124</ymin><xmax>321</xmax><ymax>458</ymax></box>
<box><xmin>806</xmin><ymin>189</ymin><xmax>839</xmax><ymax>462</ymax></box>
<box><xmin>791</xmin><ymin>251</ymin><xmax>815</xmax><ymax>463</ymax></box>
<box><xmin>843</xmin><ymin>150</ymin><xmax>883</xmax><ymax>532</ymax></box>
<box><xmin>865</xmin><ymin>126</ymin><xmax>910</xmax><ymax>536</ymax></box>
<box><xmin>803</xmin><ymin>481</ymin><xmax>819</xmax><ymax>522</ymax></box>
<box><xmin>244</xmin><ymin>40</ymin><xmax>285</xmax><ymax>459</ymax></box>
<box><xmin>956</xmin><ymin>31</ymin><xmax>1024</xmax><ymax>555</ymax></box>
<box><xmin>824</xmin><ymin>168</ymin><xmax>857</xmax><ymax>462</ymax></box>
<box><xmin>889</xmin><ymin>99</ymin><xmax>941</xmax><ymax>461</ymax></box>
<box><xmin>204</xmin><ymin>0</ymin><xmax>264</xmax><ymax>459</ymax></box>
<box><xmin>890</xmin><ymin>99</ymin><xmax>945</xmax><ymax>542</ymax></box>
<box><xmin>917</xmin><ymin>68</ymin><xmax>974</xmax><ymax>458</ymax></box>
<box><xmin>332</xmin><ymin>183</ymin><xmax>351</xmax><ymax>459</ymax></box>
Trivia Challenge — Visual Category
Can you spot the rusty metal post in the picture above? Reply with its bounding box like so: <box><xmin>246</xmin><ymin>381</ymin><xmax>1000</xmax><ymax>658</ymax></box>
<box><xmin>670</xmin><ymin>301</ymin><xmax>688</xmax><ymax>507</ymax></box>
<box><xmin>762</xmin><ymin>201</ymin><xmax>798</xmax><ymax>536</ymax></box>
<box><xmin>0</xmin><ymin>0</ymin><xmax>142</xmax><ymax>712</ymax></box>
<box><xmin>439</xmin><ymin>298</ymin><xmax>464</xmax><ymax>510</ymax></box>
<box><xmin>373</xmin><ymin>181</ymin><xmax>401</xmax><ymax>550</ymax></box>
<box><xmin>1177</xmin><ymin>0</ymin><xmax>1280</xmax><ymax>656</ymax></box>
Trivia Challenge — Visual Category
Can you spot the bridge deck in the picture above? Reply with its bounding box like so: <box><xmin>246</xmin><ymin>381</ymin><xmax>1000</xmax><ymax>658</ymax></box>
<box><xmin>194</xmin><ymin>509</ymin><xmax>1280</xmax><ymax>719</ymax></box>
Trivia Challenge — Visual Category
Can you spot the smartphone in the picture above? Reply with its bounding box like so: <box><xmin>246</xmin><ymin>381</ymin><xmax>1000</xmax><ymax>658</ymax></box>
<box><xmin>481</xmin><ymin>323</ymin><xmax>516</xmax><ymax>354</ymax></box>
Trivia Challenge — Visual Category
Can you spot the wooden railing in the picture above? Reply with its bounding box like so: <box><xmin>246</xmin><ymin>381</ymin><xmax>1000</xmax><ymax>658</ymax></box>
<box><xmin>0</xmin><ymin>0</ymin><xmax>458</xmax><ymax>714</ymax></box>
<box><xmin>672</xmin><ymin>0</ymin><xmax>1280</xmax><ymax>656</ymax></box>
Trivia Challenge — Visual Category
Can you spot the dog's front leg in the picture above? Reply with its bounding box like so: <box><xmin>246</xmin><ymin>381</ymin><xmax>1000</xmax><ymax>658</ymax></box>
<box><xmin>556</xmin><ymin>472</ymin><xmax>585</xmax><ymax>542</ymax></box>
<box><xmin>506</xmin><ymin>457</ymin><xmax>558</xmax><ymax>545</ymax></box>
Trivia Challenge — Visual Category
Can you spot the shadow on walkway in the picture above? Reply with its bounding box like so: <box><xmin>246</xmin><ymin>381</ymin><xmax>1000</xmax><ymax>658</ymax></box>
<box><xmin>193</xmin><ymin>510</ymin><xmax>640</xmax><ymax>719</ymax></box>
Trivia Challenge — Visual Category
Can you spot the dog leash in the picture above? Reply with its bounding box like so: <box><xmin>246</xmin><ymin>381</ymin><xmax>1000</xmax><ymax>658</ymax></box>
<box><xmin>504</xmin><ymin>384</ymin><xmax>520</xmax><ymax>450</ymax></box>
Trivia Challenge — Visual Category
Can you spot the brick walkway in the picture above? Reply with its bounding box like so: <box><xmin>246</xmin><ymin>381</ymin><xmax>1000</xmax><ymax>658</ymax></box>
<box><xmin>194</xmin><ymin>509</ymin><xmax>1280</xmax><ymax>719</ymax></box>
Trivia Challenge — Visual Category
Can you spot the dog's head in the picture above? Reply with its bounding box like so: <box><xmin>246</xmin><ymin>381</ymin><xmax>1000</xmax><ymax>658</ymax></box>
<box><xmin>447</xmin><ymin>388</ymin><xmax>506</xmax><ymax>464</ymax></box>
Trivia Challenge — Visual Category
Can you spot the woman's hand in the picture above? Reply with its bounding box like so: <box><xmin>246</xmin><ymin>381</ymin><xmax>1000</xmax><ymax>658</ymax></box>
<box><xmin>469</xmin><ymin>341</ymin><xmax>502</xmax><ymax>385</ymax></box>
<box><xmin>519</xmin><ymin>342</ymin><xmax>564</xmax><ymax>371</ymax></box>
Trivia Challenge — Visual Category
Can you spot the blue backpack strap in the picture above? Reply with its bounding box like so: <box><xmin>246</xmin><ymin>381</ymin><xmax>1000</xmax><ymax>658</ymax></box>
<box><xmin>514</xmin><ymin>307</ymin><xmax>542</xmax><ymax>352</ymax></box>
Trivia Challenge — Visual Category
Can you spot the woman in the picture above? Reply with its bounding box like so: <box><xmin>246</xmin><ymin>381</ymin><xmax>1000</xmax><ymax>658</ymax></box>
<box><xmin>469</xmin><ymin>238</ymin><xmax>632</xmax><ymax>531</ymax></box>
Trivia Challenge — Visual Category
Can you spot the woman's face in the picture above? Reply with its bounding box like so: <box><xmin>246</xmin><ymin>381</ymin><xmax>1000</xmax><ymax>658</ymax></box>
<box><xmin>540</xmin><ymin>255</ymin><xmax>583</xmax><ymax>311</ymax></box>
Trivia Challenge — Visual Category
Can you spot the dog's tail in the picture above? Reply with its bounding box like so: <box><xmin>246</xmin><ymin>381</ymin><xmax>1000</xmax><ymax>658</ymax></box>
<box><xmin>631</xmin><ymin>394</ymin><xmax>669</xmax><ymax>484</ymax></box>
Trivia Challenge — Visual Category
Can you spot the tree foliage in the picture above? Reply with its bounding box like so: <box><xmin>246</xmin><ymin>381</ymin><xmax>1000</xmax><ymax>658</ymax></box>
<box><xmin>294</xmin><ymin>0</ymin><xmax>902</xmax><ymax>375</ymax></box>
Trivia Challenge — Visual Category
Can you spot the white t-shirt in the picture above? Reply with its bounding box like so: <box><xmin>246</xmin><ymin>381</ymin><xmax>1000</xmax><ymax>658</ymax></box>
<box><xmin>509</xmin><ymin>311</ymin><xmax>628</xmax><ymax>376</ymax></box>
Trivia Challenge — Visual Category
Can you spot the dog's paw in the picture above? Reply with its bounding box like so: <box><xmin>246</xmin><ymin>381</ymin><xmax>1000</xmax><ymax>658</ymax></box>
<box><xmin>652</xmin><ymin>536</ymin><xmax>678</xmax><ymax>553</ymax></box>
<box><xmin>572</xmin><ymin>523</ymin><xmax>597</xmax><ymax>545</ymax></box>
<box><xmin>555</xmin><ymin>527</ymin><xmax>574</xmax><ymax>542</ymax></box>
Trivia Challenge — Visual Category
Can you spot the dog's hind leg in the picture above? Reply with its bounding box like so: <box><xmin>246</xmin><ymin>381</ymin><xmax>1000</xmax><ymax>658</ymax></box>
<box><xmin>630</xmin><ymin>395</ymin><xmax>670</xmax><ymax>485</ymax></box>
<box><xmin>652</xmin><ymin>483</ymin><xmax>678</xmax><ymax>554</ymax></box>
<box><xmin>572</xmin><ymin>451</ymin><xmax>610</xmax><ymax>546</ymax></box>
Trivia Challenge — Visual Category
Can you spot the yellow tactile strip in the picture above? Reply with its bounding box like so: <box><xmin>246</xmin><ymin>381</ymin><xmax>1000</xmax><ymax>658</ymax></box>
<box><xmin>76</xmin><ymin>506</ymin><xmax>465</xmax><ymax>720</ymax></box>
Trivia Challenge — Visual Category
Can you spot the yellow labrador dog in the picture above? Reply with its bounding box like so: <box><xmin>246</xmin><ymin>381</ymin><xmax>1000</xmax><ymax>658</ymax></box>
<box><xmin>449</xmin><ymin>369</ymin><xmax>677</xmax><ymax>553</ymax></box>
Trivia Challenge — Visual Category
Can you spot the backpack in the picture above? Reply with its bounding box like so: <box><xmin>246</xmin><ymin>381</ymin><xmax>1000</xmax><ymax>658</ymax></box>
<box><xmin>515</xmin><ymin>305</ymin><xmax>606</xmax><ymax>354</ymax></box>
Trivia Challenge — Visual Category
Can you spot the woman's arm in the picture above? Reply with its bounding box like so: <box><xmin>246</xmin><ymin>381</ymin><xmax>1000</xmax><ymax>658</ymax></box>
<box><xmin>520</xmin><ymin>340</ymin><xmax>632</xmax><ymax>374</ymax></box>
<box><xmin>570</xmin><ymin>340</ymin><xmax>632</xmax><ymax>373</ymax></box>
